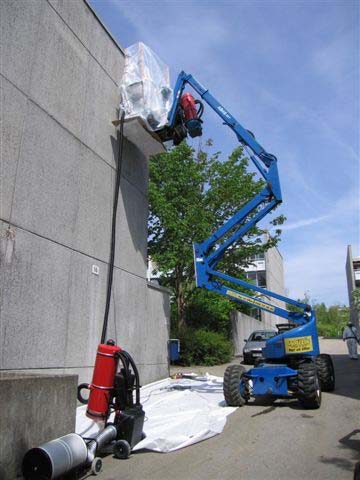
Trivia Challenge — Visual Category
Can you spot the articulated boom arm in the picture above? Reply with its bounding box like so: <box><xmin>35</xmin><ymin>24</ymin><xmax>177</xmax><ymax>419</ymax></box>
<box><xmin>168</xmin><ymin>71</ymin><xmax>311</xmax><ymax>324</ymax></box>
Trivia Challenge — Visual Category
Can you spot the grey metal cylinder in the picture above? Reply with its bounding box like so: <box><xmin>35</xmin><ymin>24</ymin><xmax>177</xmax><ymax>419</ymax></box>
<box><xmin>22</xmin><ymin>433</ymin><xmax>88</xmax><ymax>480</ymax></box>
<box><xmin>87</xmin><ymin>424</ymin><xmax>117</xmax><ymax>462</ymax></box>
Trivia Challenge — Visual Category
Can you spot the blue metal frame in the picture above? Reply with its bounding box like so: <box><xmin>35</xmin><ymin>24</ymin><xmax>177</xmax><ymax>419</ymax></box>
<box><xmin>244</xmin><ymin>365</ymin><xmax>298</xmax><ymax>397</ymax></box>
<box><xmin>168</xmin><ymin>71</ymin><xmax>320</xmax><ymax>358</ymax></box>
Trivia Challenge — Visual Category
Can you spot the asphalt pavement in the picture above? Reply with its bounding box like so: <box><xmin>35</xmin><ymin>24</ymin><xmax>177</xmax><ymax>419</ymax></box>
<box><xmin>93</xmin><ymin>338</ymin><xmax>359</xmax><ymax>480</ymax></box>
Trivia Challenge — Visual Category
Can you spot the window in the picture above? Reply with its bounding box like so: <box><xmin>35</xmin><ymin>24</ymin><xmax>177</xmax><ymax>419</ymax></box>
<box><xmin>248</xmin><ymin>252</ymin><xmax>265</xmax><ymax>262</ymax></box>
<box><xmin>246</xmin><ymin>271</ymin><xmax>267</xmax><ymax>288</ymax></box>
<box><xmin>252</xmin><ymin>308</ymin><xmax>262</xmax><ymax>322</ymax></box>
<box><xmin>249</xmin><ymin>331</ymin><xmax>276</xmax><ymax>341</ymax></box>
<box><xmin>257</xmin><ymin>272</ymin><xmax>266</xmax><ymax>288</ymax></box>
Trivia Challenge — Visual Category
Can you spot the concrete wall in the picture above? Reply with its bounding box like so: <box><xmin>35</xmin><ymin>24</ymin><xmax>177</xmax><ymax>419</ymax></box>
<box><xmin>0</xmin><ymin>373</ymin><xmax>77</xmax><ymax>480</ymax></box>
<box><xmin>262</xmin><ymin>246</ymin><xmax>286</xmax><ymax>329</ymax></box>
<box><xmin>346</xmin><ymin>245</ymin><xmax>360</xmax><ymax>327</ymax></box>
<box><xmin>231</xmin><ymin>311</ymin><xmax>264</xmax><ymax>356</ymax></box>
<box><xmin>0</xmin><ymin>0</ymin><xmax>169</xmax><ymax>386</ymax></box>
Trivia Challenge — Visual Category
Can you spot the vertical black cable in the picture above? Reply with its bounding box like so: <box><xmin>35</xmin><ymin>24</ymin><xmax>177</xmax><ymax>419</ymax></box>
<box><xmin>101</xmin><ymin>111</ymin><xmax>125</xmax><ymax>344</ymax></box>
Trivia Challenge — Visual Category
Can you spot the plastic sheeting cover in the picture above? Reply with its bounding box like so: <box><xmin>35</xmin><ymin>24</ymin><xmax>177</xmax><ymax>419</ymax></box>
<box><xmin>120</xmin><ymin>42</ymin><xmax>172</xmax><ymax>131</ymax></box>
<box><xmin>76</xmin><ymin>375</ymin><xmax>236</xmax><ymax>453</ymax></box>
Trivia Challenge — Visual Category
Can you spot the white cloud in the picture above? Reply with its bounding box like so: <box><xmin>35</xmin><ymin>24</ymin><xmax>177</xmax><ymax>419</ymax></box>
<box><xmin>282</xmin><ymin>185</ymin><xmax>359</xmax><ymax>305</ymax></box>
<box><xmin>281</xmin><ymin>214</ymin><xmax>331</xmax><ymax>231</ymax></box>
<box><xmin>257</xmin><ymin>86</ymin><xmax>359</xmax><ymax>164</ymax></box>
<box><xmin>284</xmin><ymin>241</ymin><xmax>349</xmax><ymax>305</ymax></box>
<box><xmin>312</xmin><ymin>29</ymin><xmax>358</xmax><ymax>88</ymax></box>
<box><xmin>332</xmin><ymin>185</ymin><xmax>360</xmax><ymax>218</ymax></box>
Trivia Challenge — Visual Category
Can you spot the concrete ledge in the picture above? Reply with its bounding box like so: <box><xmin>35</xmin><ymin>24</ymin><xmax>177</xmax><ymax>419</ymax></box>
<box><xmin>147</xmin><ymin>280</ymin><xmax>172</xmax><ymax>295</ymax></box>
<box><xmin>0</xmin><ymin>372</ymin><xmax>78</xmax><ymax>480</ymax></box>
<box><xmin>113</xmin><ymin>117</ymin><xmax>165</xmax><ymax>158</ymax></box>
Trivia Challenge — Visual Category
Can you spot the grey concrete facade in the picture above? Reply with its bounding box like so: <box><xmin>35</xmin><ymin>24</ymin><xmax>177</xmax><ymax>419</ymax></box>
<box><xmin>0</xmin><ymin>0</ymin><xmax>169</xmax><ymax>387</ymax></box>
<box><xmin>345</xmin><ymin>245</ymin><xmax>360</xmax><ymax>327</ymax></box>
<box><xmin>231</xmin><ymin>310</ymin><xmax>264</xmax><ymax>356</ymax></box>
<box><xmin>244</xmin><ymin>245</ymin><xmax>286</xmax><ymax>329</ymax></box>
<box><xmin>0</xmin><ymin>372</ymin><xmax>77</xmax><ymax>480</ymax></box>
<box><xmin>231</xmin><ymin>245</ymin><xmax>285</xmax><ymax>353</ymax></box>
<box><xmin>263</xmin><ymin>246</ymin><xmax>286</xmax><ymax>328</ymax></box>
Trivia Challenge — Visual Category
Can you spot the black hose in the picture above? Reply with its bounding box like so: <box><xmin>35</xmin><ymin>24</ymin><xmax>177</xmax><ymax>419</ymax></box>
<box><xmin>117</xmin><ymin>351</ymin><xmax>131</xmax><ymax>382</ymax></box>
<box><xmin>101</xmin><ymin>111</ymin><xmax>126</xmax><ymax>344</ymax></box>
<box><xmin>115</xmin><ymin>350</ymin><xmax>139</xmax><ymax>407</ymax></box>
<box><xmin>121</xmin><ymin>350</ymin><xmax>141</xmax><ymax>405</ymax></box>
<box><xmin>195</xmin><ymin>99</ymin><xmax>204</xmax><ymax>119</ymax></box>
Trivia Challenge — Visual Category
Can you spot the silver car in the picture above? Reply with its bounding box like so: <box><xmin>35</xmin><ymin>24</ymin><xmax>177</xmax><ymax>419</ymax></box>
<box><xmin>243</xmin><ymin>330</ymin><xmax>277</xmax><ymax>364</ymax></box>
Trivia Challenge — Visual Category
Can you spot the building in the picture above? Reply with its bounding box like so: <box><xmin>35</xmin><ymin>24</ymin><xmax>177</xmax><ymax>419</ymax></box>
<box><xmin>147</xmin><ymin>257</ymin><xmax>161</xmax><ymax>282</ymax></box>
<box><xmin>0</xmin><ymin>2</ymin><xmax>173</xmax><ymax>475</ymax></box>
<box><xmin>245</xmin><ymin>245</ymin><xmax>286</xmax><ymax>329</ymax></box>
<box><xmin>0</xmin><ymin>0</ymin><xmax>170</xmax><ymax>386</ymax></box>
<box><xmin>346</xmin><ymin>245</ymin><xmax>360</xmax><ymax>327</ymax></box>
<box><xmin>230</xmin><ymin>244</ymin><xmax>286</xmax><ymax>354</ymax></box>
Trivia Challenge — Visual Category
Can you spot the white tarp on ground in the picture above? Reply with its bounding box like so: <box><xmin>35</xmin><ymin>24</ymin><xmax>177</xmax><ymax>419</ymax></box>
<box><xmin>76</xmin><ymin>375</ymin><xmax>236</xmax><ymax>453</ymax></box>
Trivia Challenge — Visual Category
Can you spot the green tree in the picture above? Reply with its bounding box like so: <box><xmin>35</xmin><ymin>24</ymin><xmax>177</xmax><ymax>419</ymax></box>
<box><xmin>316</xmin><ymin>304</ymin><xmax>349</xmax><ymax>337</ymax></box>
<box><xmin>287</xmin><ymin>298</ymin><xmax>349</xmax><ymax>337</ymax></box>
<box><xmin>352</xmin><ymin>289</ymin><xmax>360</xmax><ymax>313</ymax></box>
<box><xmin>148</xmin><ymin>141</ymin><xmax>285</xmax><ymax>331</ymax></box>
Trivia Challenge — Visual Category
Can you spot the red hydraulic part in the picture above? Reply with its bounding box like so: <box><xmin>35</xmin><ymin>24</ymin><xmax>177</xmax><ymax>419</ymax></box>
<box><xmin>180</xmin><ymin>92</ymin><xmax>203</xmax><ymax>139</ymax></box>
<box><xmin>180</xmin><ymin>93</ymin><xmax>198</xmax><ymax>121</ymax></box>
<box><xmin>86</xmin><ymin>343</ymin><xmax>121</xmax><ymax>419</ymax></box>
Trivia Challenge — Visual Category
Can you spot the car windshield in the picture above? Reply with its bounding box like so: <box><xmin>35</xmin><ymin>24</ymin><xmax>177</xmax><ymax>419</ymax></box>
<box><xmin>249</xmin><ymin>331</ymin><xmax>276</xmax><ymax>341</ymax></box>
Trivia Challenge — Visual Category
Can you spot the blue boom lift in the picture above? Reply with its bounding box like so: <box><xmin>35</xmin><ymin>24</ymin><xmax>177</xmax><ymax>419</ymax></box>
<box><xmin>157</xmin><ymin>71</ymin><xmax>335</xmax><ymax>409</ymax></box>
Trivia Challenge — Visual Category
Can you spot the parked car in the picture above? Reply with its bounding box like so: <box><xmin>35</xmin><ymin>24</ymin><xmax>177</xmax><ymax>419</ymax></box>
<box><xmin>243</xmin><ymin>330</ymin><xmax>277</xmax><ymax>364</ymax></box>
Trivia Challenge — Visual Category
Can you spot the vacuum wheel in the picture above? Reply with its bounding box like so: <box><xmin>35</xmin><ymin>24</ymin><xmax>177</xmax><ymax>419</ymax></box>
<box><xmin>297</xmin><ymin>360</ymin><xmax>321</xmax><ymax>409</ymax></box>
<box><xmin>91</xmin><ymin>457</ymin><xmax>102</xmax><ymax>475</ymax></box>
<box><xmin>315</xmin><ymin>354</ymin><xmax>335</xmax><ymax>392</ymax></box>
<box><xmin>223</xmin><ymin>364</ymin><xmax>249</xmax><ymax>406</ymax></box>
<box><xmin>113</xmin><ymin>439</ymin><xmax>131</xmax><ymax>459</ymax></box>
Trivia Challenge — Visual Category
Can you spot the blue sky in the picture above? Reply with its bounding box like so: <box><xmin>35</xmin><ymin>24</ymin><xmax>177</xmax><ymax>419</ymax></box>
<box><xmin>89</xmin><ymin>0</ymin><xmax>359</xmax><ymax>306</ymax></box>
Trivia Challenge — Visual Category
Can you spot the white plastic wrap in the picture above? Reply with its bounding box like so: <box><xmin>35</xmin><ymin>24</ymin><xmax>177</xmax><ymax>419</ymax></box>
<box><xmin>76</xmin><ymin>375</ymin><xmax>237</xmax><ymax>453</ymax></box>
<box><xmin>120</xmin><ymin>42</ymin><xmax>173</xmax><ymax>131</ymax></box>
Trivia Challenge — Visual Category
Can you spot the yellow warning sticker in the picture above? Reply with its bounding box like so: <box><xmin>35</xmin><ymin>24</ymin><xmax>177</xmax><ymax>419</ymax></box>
<box><xmin>226</xmin><ymin>290</ymin><xmax>275</xmax><ymax>312</ymax></box>
<box><xmin>284</xmin><ymin>336</ymin><xmax>313</xmax><ymax>354</ymax></box>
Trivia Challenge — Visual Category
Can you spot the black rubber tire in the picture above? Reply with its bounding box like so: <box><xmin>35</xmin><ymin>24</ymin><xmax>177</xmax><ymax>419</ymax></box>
<box><xmin>91</xmin><ymin>457</ymin><xmax>102</xmax><ymax>475</ymax></box>
<box><xmin>297</xmin><ymin>360</ymin><xmax>321</xmax><ymax>409</ymax></box>
<box><xmin>113</xmin><ymin>439</ymin><xmax>131</xmax><ymax>459</ymax></box>
<box><xmin>315</xmin><ymin>354</ymin><xmax>335</xmax><ymax>392</ymax></box>
<box><xmin>354</xmin><ymin>461</ymin><xmax>360</xmax><ymax>480</ymax></box>
<box><xmin>223</xmin><ymin>364</ymin><xmax>249</xmax><ymax>406</ymax></box>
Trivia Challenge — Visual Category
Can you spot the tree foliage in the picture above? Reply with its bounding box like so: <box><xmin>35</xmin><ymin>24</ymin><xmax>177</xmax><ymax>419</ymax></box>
<box><xmin>315</xmin><ymin>303</ymin><xmax>349</xmax><ymax>337</ymax></box>
<box><xmin>352</xmin><ymin>289</ymin><xmax>360</xmax><ymax>312</ymax></box>
<box><xmin>287</xmin><ymin>297</ymin><xmax>349</xmax><ymax>337</ymax></box>
<box><xmin>177</xmin><ymin>328</ymin><xmax>233</xmax><ymax>366</ymax></box>
<box><xmin>184</xmin><ymin>289</ymin><xmax>235</xmax><ymax>338</ymax></box>
<box><xmin>149</xmin><ymin>141</ymin><xmax>285</xmax><ymax>331</ymax></box>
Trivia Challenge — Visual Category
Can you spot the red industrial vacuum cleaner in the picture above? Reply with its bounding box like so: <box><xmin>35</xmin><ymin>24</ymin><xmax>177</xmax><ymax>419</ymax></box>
<box><xmin>22</xmin><ymin>340</ymin><xmax>145</xmax><ymax>479</ymax></box>
<box><xmin>78</xmin><ymin>340</ymin><xmax>145</xmax><ymax>456</ymax></box>
<box><xmin>22</xmin><ymin>114</ymin><xmax>145</xmax><ymax>479</ymax></box>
